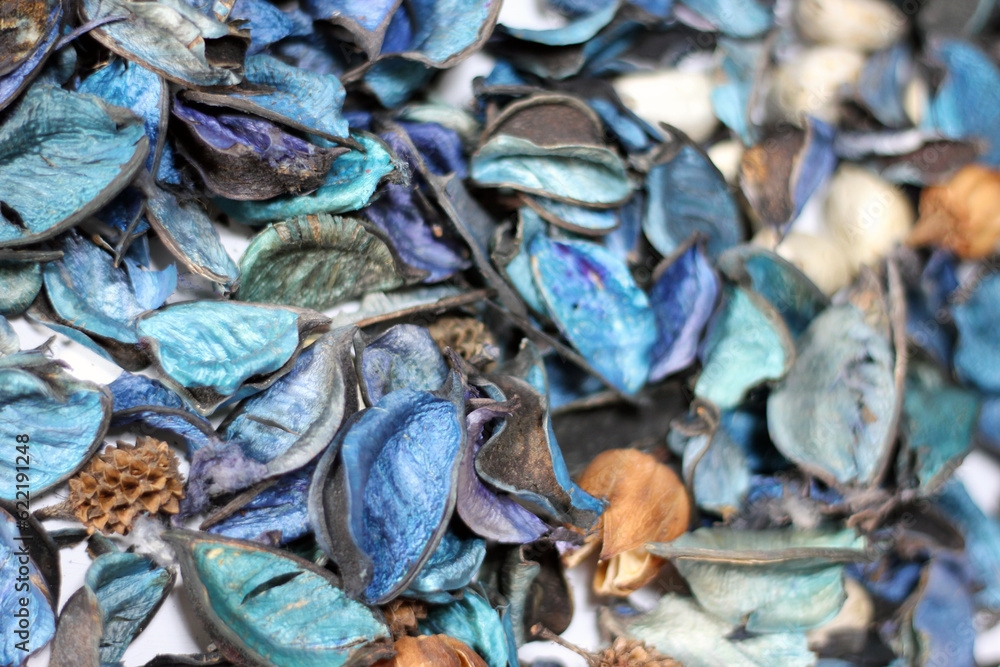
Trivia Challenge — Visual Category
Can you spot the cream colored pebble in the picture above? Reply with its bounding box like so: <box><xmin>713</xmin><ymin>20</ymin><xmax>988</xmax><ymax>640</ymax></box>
<box><xmin>795</xmin><ymin>0</ymin><xmax>908</xmax><ymax>52</ymax></box>
<box><xmin>753</xmin><ymin>228</ymin><xmax>856</xmax><ymax>296</ymax></box>
<box><xmin>769</xmin><ymin>46</ymin><xmax>866</xmax><ymax>125</ymax></box>
<box><xmin>614</xmin><ymin>69</ymin><xmax>718</xmax><ymax>143</ymax></box>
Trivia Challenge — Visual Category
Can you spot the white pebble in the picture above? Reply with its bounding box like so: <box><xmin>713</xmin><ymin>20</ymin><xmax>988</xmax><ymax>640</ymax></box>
<box><xmin>795</xmin><ymin>0</ymin><xmax>908</xmax><ymax>51</ymax></box>
<box><xmin>769</xmin><ymin>46</ymin><xmax>866</xmax><ymax>125</ymax></box>
<box><xmin>614</xmin><ymin>69</ymin><xmax>718</xmax><ymax>143</ymax></box>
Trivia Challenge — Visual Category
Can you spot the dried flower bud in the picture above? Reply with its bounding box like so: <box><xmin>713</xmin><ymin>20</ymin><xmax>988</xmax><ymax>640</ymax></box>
<box><xmin>426</xmin><ymin>316</ymin><xmax>496</xmax><ymax>362</ymax></box>
<box><xmin>382</xmin><ymin>599</ymin><xmax>428</xmax><ymax>639</ymax></box>
<box><xmin>532</xmin><ymin>625</ymin><xmax>680</xmax><ymax>667</ymax></box>
<box><xmin>67</xmin><ymin>437</ymin><xmax>184</xmax><ymax>536</ymax></box>
<box><xmin>565</xmin><ymin>449</ymin><xmax>690</xmax><ymax>596</ymax></box>
<box><xmin>374</xmin><ymin>634</ymin><xmax>488</xmax><ymax>667</ymax></box>
<box><xmin>908</xmin><ymin>164</ymin><xmax>1000</xmax><ymax>259</ymax></box>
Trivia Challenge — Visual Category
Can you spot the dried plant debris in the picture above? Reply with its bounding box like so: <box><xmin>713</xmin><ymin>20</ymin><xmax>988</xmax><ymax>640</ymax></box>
<box><xmin>6</xmin><ymin>0</ymin><xmax>1000</xmax><ymax>665</ymax></box>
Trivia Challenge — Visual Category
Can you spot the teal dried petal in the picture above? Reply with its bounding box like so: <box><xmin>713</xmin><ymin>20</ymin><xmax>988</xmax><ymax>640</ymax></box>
<box><xmin>135</xmin><ymin>301</ymin><xmax>328</xmax><ymax>415</ymax></box>
<box><xmin>164</xmin><ymin>530</ymin><xmax>392</xmax><ymax>667</ymax></box>
<box><xmin>928</xmin><ymin>40</ymin><xmax>1000</xmax><ymax>167</ymax></box>
<box><xmin>604</xmin><ymin>593</ymin><xmax>815</xmax><ymax>667</ymax></box>
<box><xmin>674</xmin><ymin>420</ymin><xmax>751</xmax><ymax>518</ymax></box>
<box><xmin>695</xmin><ymin>286</ymin><xmax>793</xmax><ymax>409</ymax></box>
<box><xmin>648</xmin><ymin>527</ymin><xmax>867</xmax><ymax>633</ymax></box>
<box><xmin>530</xmin><ymin>235</ymin><xmax>655</xmax><ymax>394</ymax></box>
<box><xmin>526</xmin><ymin>196</ymin><xmax>620</xmax><ymax>235</ymax></box>
<box><xmin>0</xmin><ymin>506</ymin><xmax>56</xmax><ymax>665</ymax></box>
<box><xmin>952</xmin><ymin>273</ymin><xmax>1000</xmax><ymax>392</ymax></box>
<box><xmin>236</xmin><ymin>214</ymin><xmax>410</xmax><ymax>310</ymax></box>
<box><xmin>85</xmin><ymin>551</ymin><xmax>174</xmax><ymax>665</ymax></box>
<box><xmin>419</xmin><ymin>586</ymin><xmax>519</xmax><ymax>667</ymax></box>
<box><xmin>0</xmin><ymin>260</ymin><xmax>42</xmax><ymax>316</ymax></box>
<box><xmin>767</xmin><ymin>304</ymin><xmax>896</xmax><ymax>486</ymax></box>
<box><xmin>494</xmin><ymin>208</ymin><xmax>548</xmax><ymax>317</ymax></box>
<box><xmin>404</xmin><ymin>530</ymin><xmax>487</xmax><ymax>603</ymax></box>
<box><xmin>471</xmin><ymin>135</ymin><xmax>633</xmax><ymax>206</ymax></box>
<box><xmin>81</xmin><ymin>0</ymin><xmax>249</xmax><ymax>89</ymax></box>
<box><xmin>678</xmin><ymin>0</ymin><xmax>772</xmax><ymax>37</ymax></box>
<box><xmin>0</xmin><ymin>84</ymin><xmax>147</xmax><ymax>247</ymax></box>
<box><xmin>0</xmin><ymin>351</ymin><xmax>112</xmax><ymax>499</ymax></box>
<box><xmin>935</xmin><ymin>480</ymin><xmax>1000</xmax><ymax>612</ymax></box>
<box><xmin>215</xmin><ymin>132</ymin><xmax>398</xmax><ymax>225</ymax></box>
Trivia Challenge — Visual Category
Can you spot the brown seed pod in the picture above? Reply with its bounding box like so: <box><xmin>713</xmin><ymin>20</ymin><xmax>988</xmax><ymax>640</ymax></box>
<box><xmin>67</xmin><ymin>436</ymin><xmax>184</xmax><ymax>535</ymax></box>
<box><xmin>373</xmin><ymin>634</ymin><xmax>489</xmax><ymax>667</ymax></box>
<box><xmin>908</xmin><ymin>164</ymin><xmax>1000</xmax><ymax>259</ymax></box>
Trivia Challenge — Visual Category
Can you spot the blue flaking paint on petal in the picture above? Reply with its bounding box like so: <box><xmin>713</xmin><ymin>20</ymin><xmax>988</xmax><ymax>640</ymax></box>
<box><xmin>165</xmin><ymin>531</ymin><xmax>391</xmax><ymax>666</ymax></box>
<box><xmin>649</xmin><ymin>242</ymin><xmax>719</xmax><ymax>382</ymax></box>
<box><xmin>404</xmin><ymin>530</ymin><xmax>486</xmax><ymax>602</ymax></box>
<box><xmin>338</xmin><ymin>387</ymin><xmax>465</xmax><ymax>603</ymax></box>
<box><xmin>358</xmin><ymin>325</ymin><xmax>449</xmax><ymax>405</ymax></box>
<box><xmin>644</xmin><ymin>144</ymin><xmax>742</xmax><ymax>258</ymax></box>
<box><xmin>928</xmin><ymin>40</ymin><xmax>1000</xmax><ymax>167</ymax></box>
<box><xmin>419</xmin><ymin>587</ymin><xmax>519</xmax><ymax>667</ymax></box>
<box><xmin>136</xmin><ymin>301</ymin><xmax>302</xmax><ymax>396</ymax></box>
<box><xmin>935</xmin><ymin>480</ymin><xmax>1000</xmax><ymax>612</ymax></box>
<box><xmin>207</xmin><ymin>465</ymin><xmax>314</xmax><ymax>544</ymax></box>
<box><xmin>215</xmin><ymin>132</ymin><xmax>397</xmax><ymax>225</ymax></box>
<box><xmin>471</xmin><ymin>135</ymin><xmax>633</xmax><ymax>206</ymax></box>
<box><xmin>953</xmin><ymin>273</ymin><xmax>1000</xmax><ymax>392</ymax></box>
<box><xmin>0</xmin><ymin>353</ymin><xmax>111</xmax><ymax>499</ymax></box>
<box><xmin>230</xmin><ymin>54</ymin><xmax>349</xmax><ymax>139</ymax></box>
<box><xmin>0</xmin><ymin>508</ymin><xmax>56</xmax><ymax>665</ymax></box>
<box><xmin>678</xmin><ymin>0</ymin><xmax>772</xmax><ymax>37</ymax></box>
<box><xmin>530</xmin><ymin>235</ymin><xmax>655</xmax><ymax>394</ymax></box>
<box><xmin>43</xmin><ymin>231</ymin><xmax>175</xmax><ymax>345</ymax></box>
<box><xmin>0</xmin><ymin>85</ymin><xmax>146</xmax><ymax>246</ymax></box>
<box><xmin>767</xmin><ymin>304</ymin><xmax>894</xmax><ymax>486</ymax></box>
<box><xmin>109</xmin><ymin>372</ymin><xmax>218</xmax><ymax>454</ymax></box>
<box><xmin>696</xmin><ymin>286</ymin><xmax>792</xmax><ymax>410</ymax></box>
<box><xmin>85</xmin><ymin>551</ymin><xmax>173</xmax><ymax>665</ymax></box>
<box><xmin>78</xmin><ymin>58</ymin><xmax>164</xmax><ymax>172</ymax></box>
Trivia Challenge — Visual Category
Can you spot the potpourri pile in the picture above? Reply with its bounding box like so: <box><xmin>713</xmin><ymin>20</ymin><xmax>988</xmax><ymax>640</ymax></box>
<box><xmin>4</xmin><ymin>0</ymin><xmax>1000</xmax><ymax>665</ymax></box>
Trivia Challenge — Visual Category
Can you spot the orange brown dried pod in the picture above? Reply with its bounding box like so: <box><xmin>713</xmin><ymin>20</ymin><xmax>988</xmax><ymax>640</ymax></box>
<box><xmin>382</xmin><ymin>598</ymin><xmax>428</xmax><ymax>639</ymax></box>
<box><xmin>564</xmin><ymin>449</ymin><xmax>690</xmax><ymax>596</ymax></box>
<box><xmin>908</xmin><ymin>164</ymin><xmax>1000</xmax><ymax>259</ymax></box>
<box><xmin>373</xmin><ymin>634</ymin><xmax>489</xmax><ymax>667</ymax></box>
<box><xmin>65</xmin><ymin>436</ymin><xmax>184</xmax><ymax>535</ymax></box>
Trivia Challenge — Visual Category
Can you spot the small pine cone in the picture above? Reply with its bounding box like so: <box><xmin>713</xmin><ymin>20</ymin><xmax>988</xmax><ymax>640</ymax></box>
<box><xmin>593</xmin><ymin>638</ymin><xmax>680</xmax><ymax>667</ymax></box>
<box><xmin>426</xmin><ymin>316</ymin><xmax>495</xmax><ymax>361</ymax></box>
<box><xmin>67</xmin><ymin>436</ymin><xmax>184</xmax><ymax>536</ymax></box>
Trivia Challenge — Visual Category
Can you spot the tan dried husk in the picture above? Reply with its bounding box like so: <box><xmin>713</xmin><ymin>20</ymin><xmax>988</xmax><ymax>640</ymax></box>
<box><xmin>908</xmin><ymin>164</ymin><xmax>1000</xmax><ymax>259</ymax></box>
<box><xmin>427</xmin><ymin>316</ymin><xmax>496</xmax><ymax>361</ymax></box>
<box><xmin>373</xmin><ymin>634</ymin><xmax>489</xmax><ymax>667</ymax></box>
<box><xmin>382</xmin><ymin>598</ymin><xmax>428</xmax><ymax>639</ymax></box>
<box><xmin>565</xmin><ymin>449</ymin><xmax>690</xmax><ymax>595</ymax></box>
<box><xmin>67</xmin><ymin>436</ymin><xmax>184</xmax><ymax>535</ymax></box>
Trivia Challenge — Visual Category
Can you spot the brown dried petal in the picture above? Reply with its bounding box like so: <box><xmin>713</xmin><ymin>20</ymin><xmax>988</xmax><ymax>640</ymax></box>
<box><xmin>593</xmin><ymin>549</ymin><xmax>665</xmax><ymax>597</ymax></box>
<box><xmin>576</xmin><ymin>449</ymin><xmax>690</xmax><ymax>560</ymax></box>
<box><xmin>908</xmin><ymin>164</ymin><xmax>1000</xmax><ymax>259</ymax></box>
<box><xmin>374</xmin><ymin>635</ymin><xmax>488</xmax><ymax>667</ymax></box>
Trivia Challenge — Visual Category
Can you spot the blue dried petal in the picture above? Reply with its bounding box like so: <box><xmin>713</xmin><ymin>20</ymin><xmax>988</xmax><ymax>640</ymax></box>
<box><xmin>42</xmin><ymin>231</ymin><xmax>176</xmax><ymax>346</ymax></box>
<box><xmin>601</xmin><ymin>192</ymin><xmax>644</xmax><ymax>263</ymax></box>
<box><xmin>906</xmin><ymin>251</ymin><xmax>958</xmax><ymax>367</ymax></box>
<box><xmin>695</xmin><ymin>286</ymin><xmax>793</xmax><ymax>409</ymax></box>
<box><xmin>498</xmin><ymin>2</ymin><xmax>618</xmax><ymax>46</ymax></box>
<box><xmin>712</xmin><ymin>82</ymin><xmax>753</xmax><ymax>145</ymax></box>
<box><xmin>136</xmin><ymin>301</ymin><xmax>325</xmax><ymax>414</ymax></box>
<box><xmin>215</xmin><ymin>132</ymin><xmax>398</xmax><ymax>225</ymax></box>
<box><xmin>952</xmin><ymin>273</ymin><xmax>1000</xmax><ymax>392</ymax></box>
<box><xmin>0</xmin><ymin>352</ymin><xmax>112</xmax><ymax>499</ymax></box>
<box><xmin>717</xmin><ymin>245</ymin><xmax>827</xmax><ymax>338</ymax></box>
<box><xmin>0</xmin><ymin>0</ymin><xmax>62</xmax><ymax>111</ymax></box>
<box><xmin>404</xmin><ymin>530</ymin><xmax>487</xmax><ymax>603</ymax></box>
<box><xmin>221</xmin><ymin>327</ymin><xmax>358</xmax><ymax>478</ymax></box>
<box><xmin>500</xmin><ymin>209</ymin><xmax>548</xmax><ymax>316</ymax></box>
<box><xmin>0</xmin><ymin>85</ymin><xmax>147</xmax><ymax>247</ymax></box>
<box><xmin>364</xmin><ymin>59</ymin><xmax>435</xmax><ymax>109</ymax></box>
<box><xmin>398</xmin><ymin>121</ymin><xmax>467</xmax><ymax>177</ymax></box>
<box><xmin>207</xmin><ymin>465</ymin><xmax>314</xmax><ymax>544</ymax></box>
<box><xmin>530</xmin><ymin>235</ymin><xmax>655</xmax><ymax>394</ymax></box>
<box><xmin>232</xmin><ymin>0</ymin><xmax>297</xmax><ymax>53</ymax></box>
<box><xmin>472</xmin><ymin>135</ymin><xmax>633</xmax><ymax>206</ymax></box>
<box><xmin>0</xmin><ymin>260</ymin><xmax>42</xmax><ymax>316</ymax></box>
<box><xmin>311</xmin><ymin>384</ymin><xmax>466</xmax><ymax>604</ymax></box>
<box><xmin>164</xmin><ymin>530</ymin><xmax>392</xmax><ymax>666</ymax></box>
<box><xmin>857</xmin><ymin>45</ymin><xmax>912</xmax><ymax>129</ymax></box>
<box><xmin>419</xmin><ymin>587</ymin><xmax>520</xmax><ymax>667</ymax></box>
<box><xmin>645</xmin><ymin>144</ymin><xmax>742</xmax><ymax>258</ymax></box>
<box><xmin>928</xmin><ymin>40</ymin><xmax>1000</xmax><ymax>166</ymax></box>
<box><xmin>678</xmin><ymin>0</ymin><xmax>772</xmax><ymax>37</ymax></box>
<box><xmin>649</xmin><ymin>242</ymin><xmax>719</xmax><ymax>382</ymax></box>
<box><xmin>94</xmin><ymin>186</ymin><xmax>150</xmax><ymax>237</ymax></box>
<box><xmin>0</xmin><ymin>507</ymin><xmax>56</xmax><ymax>665</ymax></box>
<box><xmin>357</xmin><ymin>324</ymin><xmax>449</xmax><ymax>405</ymax></box>
<box><xmin>78</xmin><ymin>58</ymin><xmax>167</xmax><ymax>173</ymax></box>
<box><xmin>141</xmin><ymin>183</ymin><xmax>239</xmax><ymax>287</ymax></box>
<box><xmin>300</xmin><ymin>0</ymin><xmax>400</xmax><ymax>57</ymax></box>
<box><xmin>529</xmin><ymin>197</ymin><xmax>620</xmax><ymax>234</ymax></box>
<box><xmin>767</xmin><ymin>304</ymin><xmax>895</xmax><ymax>486</ymax></box>
<box><xmin>847</xmin><ymin>558</ymin><xmax>922</xmax><ymax>605</ymax></box>
<box><xmin>544</xmin><ymin>353</ymin><xmax>605</xmax><ymax>409</ymax></box>
<box><xmin>85</xmin><ymin>551</ymin><xmax>174</xmax><ymax>665</ymax></box>
<box><xmin>109</xmin><ymin>372</ymin><xmax>218</xmax><ymax>454</ymax></box>
<box><xmin>587</xmin><ymin>97</ymin><xmax>658</xmax><ymax>154</ymax></box>
<box><xmin>910</xmin><ymin>556</ymin><xmax>975</xmax><ymax>667</ymax></box>
<box><xmin>674</xmin><ymin>417</ymin><xmax>751</xmax><ymax>517</ymax></box>
<box><xmin>380</xmin><ymin>0</ymin><xmax>498</xmax><ymax>64</ymax></box>
<box><xmin>901</xmin><ymin>362</ymin><xmax>978</xmax><ymax>492</ymax></box>
<box><xmin>935</xmin><ymin>480</ymin><xmax>1000</xmax><ymax>612</ymax></box>
<box><xmin>81</xmin><ymin>0</ymin><xmax>248</xmax><ymax>89</ymax></box>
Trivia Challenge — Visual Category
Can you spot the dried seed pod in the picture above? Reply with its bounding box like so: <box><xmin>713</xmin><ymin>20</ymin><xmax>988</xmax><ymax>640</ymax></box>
<box><xmin>533</xmin><ymin>625</ymin><xmax>680</xmax><ymax>667</ymax></box>
<box><xmin>566</xmin><ymin>449</ymin><xmax>690</xmax><ymax>596</ymax></box>
<box><xmin>68</xmin><ymin>437</ymin><xmax>184</xmax><ymax>535</ymax></box>
<box><xmin>426</xmin><ymin>316</ymin><xmax>496</xmax><ymax>362</ymax></box>
<box><xmin>382</xmin><ymin>599</ymin><xmax>428</xmax><ymax>639</ymax></box>
<box><xmin>908</xmin><ymin>165</ymin><xmax>1000</xmax><ymax>259</ymax></box>
<box><xmin>374</xmin><ymin>634</ymin><xmax>488</xmax><ymax>667</ymax></box>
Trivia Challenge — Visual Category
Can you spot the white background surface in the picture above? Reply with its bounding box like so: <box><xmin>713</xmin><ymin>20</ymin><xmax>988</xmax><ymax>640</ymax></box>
<box><xmin>11</xmin><ymin>0</ymin><xmax>1000</xmax><ymax>664</ymax></box>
